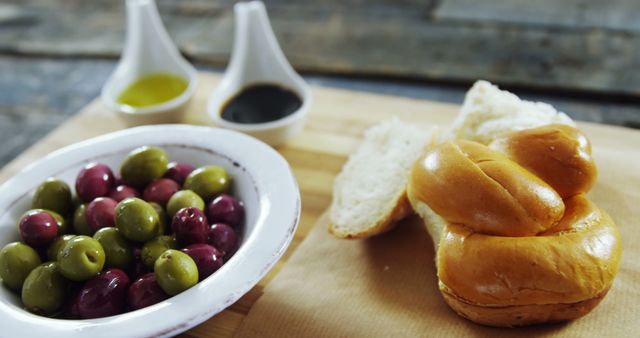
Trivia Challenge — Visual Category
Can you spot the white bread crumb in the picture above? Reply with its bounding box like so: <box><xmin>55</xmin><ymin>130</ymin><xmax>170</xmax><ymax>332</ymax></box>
<box><xmin>444</xmin><ymin>80</ymin><xmax>574</xmax><ymax>145</ymax></box>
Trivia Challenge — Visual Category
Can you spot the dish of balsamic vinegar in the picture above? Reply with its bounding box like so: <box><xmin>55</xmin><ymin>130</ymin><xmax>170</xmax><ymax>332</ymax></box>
<box><xmin>220</xmin><ymin>84</ymin><xmax>303</xmax><ymax>124</ymax></box>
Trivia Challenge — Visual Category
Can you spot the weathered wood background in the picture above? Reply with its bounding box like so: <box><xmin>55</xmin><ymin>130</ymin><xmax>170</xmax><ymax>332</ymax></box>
<box><xmin>2</xmin><ymin>0</ymin><xmax>640</xmax><ymax>95</ymax></box>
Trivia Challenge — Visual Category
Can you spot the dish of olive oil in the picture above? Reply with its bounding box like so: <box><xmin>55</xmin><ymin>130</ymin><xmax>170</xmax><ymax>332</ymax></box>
<box><xmin>117</xmin><ymin>73</ymin><xmax>188</xmax><ymax>108</ymax></box>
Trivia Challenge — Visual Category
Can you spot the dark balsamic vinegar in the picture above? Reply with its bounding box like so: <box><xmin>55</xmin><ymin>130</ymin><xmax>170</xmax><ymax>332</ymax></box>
<box><xmin>220</xmin><ymin>84</ymin><xmax>303</xmax><ymax>124</ymax></box>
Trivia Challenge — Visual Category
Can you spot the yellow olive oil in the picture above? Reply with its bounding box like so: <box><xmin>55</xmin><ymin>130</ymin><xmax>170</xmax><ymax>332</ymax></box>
<box><xmin>117</xmin><ymin>73</ymin><xmax>188</xmax><ymax>108</ymax></box>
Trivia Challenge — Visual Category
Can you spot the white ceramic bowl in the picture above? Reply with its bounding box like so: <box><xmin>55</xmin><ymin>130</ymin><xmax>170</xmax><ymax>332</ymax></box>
<box><xmin>0</xmin><ymin>125</ymin><xmax>300</xmax><ymax>338</ymax></box>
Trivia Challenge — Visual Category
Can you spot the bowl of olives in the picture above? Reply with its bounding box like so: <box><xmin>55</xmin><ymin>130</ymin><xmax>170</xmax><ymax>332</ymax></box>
<box><xmin>0</xmin><ymin>125</ymin><xmax>300</xmax><ymax>338</ymax></box>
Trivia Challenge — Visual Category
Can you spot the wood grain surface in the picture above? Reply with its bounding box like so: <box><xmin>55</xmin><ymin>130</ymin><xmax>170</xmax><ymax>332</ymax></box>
<box><xmin>2</xmin><ymin>0</ymin><xmax>640</xmax><ymax>95</ymax></box>
<box><xmin>0</xmin><ymin>71</ymin><xmax>460</xmax><ymax>337</ymax></box>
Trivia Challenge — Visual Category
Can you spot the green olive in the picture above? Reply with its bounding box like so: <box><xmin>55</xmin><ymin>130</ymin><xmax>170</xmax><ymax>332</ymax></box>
<box><xmin>72</xmin><ymin>204</ymin><xmax>92</xmax><ymax>236</ymax></box>
<box><xmin>166</xmin><ymin>190</ymin><xmax>205</xmax><ymax>218</ymax></box>
<box><xmin>21</xmin><ymin>262</ymin><xmax>67</xmax><ymax>315</ymax></box>
<box><xmin>32</xmin><ymin>178</ymin><xmax>72</xmax><ymax>217</ymax></box>
<box><xmin>141</xmin><ymin>235</ymin><xmax>178</xmax><ymax>269</ymax></box>
<box><xmin>46</xmin><ymin>234</ymin><xmax>75</xmax><ymax>261</ymax></box>
<box><xmin>149</xmin><ymin>202</ymin><xmax>168</xmax><ymax>236</ymax></box>
<box><xmin>30</xmin><ymin>209</ymin><xmax>69</xmax><ymax>235</ymax></box>
<box><xmin>0</xmin><ymin>242</ymin><xmax>42</xmax><ymax>291</ymax></box>
<box><xmin>57</xmin><ymin>235</ymin><xmax>105</xmax><ymax>281</ymax></box>
<box><xmin>120</xmin><ymin>146</ymin><xmax>168</xmax><ymax>188</ymax></box>
<box><xmin>154</xmin><ymin>249</ymin><xmax>198</xmax><ymax>296</ymax></box>
<box><xmin>183</xmin><ymin>166</ymin><xmax>230</xmax><ymax>201</ymax></box>
<box><xmin>115</xmin><ymin>198</ymin><xmax>159</xmax><ymax>242</ymax></box>
<box><xmin>93</xmin><ymin>227</ymin><xmax>133</xmax><ymax>269</ymax></box>
<box><xmin>93</xmin><ymin>227</ymin><xmax>132</xmax><ymax>269</ymax></box>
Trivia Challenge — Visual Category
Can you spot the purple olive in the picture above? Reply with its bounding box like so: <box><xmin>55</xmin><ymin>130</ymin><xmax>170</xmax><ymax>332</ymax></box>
<box><xmin>63</xmin><ymin>285</ymin><xmax>82</xmax><ymax>319</ymax></box>
<box><xmin>206</xmin><ymin>194</ymin><xmax>244</xmax><ymax>227</ymax></box>
<box><xmin>19</xmin><ymin>210</ymin><xmax>59</xmax><ymax>247</ymax></box>
<box><xmin>172</xmin><ymin>207</ymin><xmax>209</xmax><ymax>246</ymax></box>
<box><xmin>127</xmin><ymin>273</ymin><xmax>169</xmax><ymax>310</ymax></box>
<box><xmin>75</xmin><ymin>163</ymin><xmax>116</xmax><ymax>203</ymax></box>
<box><xmin>108</xmin><ymin>185</ymin><xmax>140</xmax><ymax>202</ymax></box>
<box><xmin>181</xmin><ymin>244</ymin><xmax>224</xmax><ymax>281</ymax></box>
<box><xmin>127</xmin><ymin>246</ymin><xmax>149</xmax><ymax>281</ymax></box>
<box><xmin>208</xmin><ymin>223</ymin><xmax>238</xmax><ymax>258</ymax></box>
<box><xmin>163</xmin><ymin>162</ymin><xmax>195</xmax><ymax>186</ymax></box>
<box><xmin>143</xmin><ymin>179</ymin><xmax>179</xmax><ymax>207</ymax></box>
<box><xmin>77</xmin><ymin>268</ymin><xmax>130</xmax><ymax>319</ymax></box>
<box><xmin>85</xmin><ymin>197</ymin><xmax>117</xmax><ymax>233</ymax></box>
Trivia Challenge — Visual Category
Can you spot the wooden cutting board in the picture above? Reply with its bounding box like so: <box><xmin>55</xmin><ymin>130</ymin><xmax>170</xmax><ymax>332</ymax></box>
<box><xmin>0</xmin><ymin>72</ymin><xmax>464</xmax><ymax>337</ymax></box>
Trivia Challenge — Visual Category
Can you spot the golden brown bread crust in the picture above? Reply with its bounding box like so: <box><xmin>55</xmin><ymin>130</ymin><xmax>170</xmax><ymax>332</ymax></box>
<box><xmin>440</xmin><ymin>287</ymin><xmax>609</xmax><ymax>328</ymax></box>
<box><xmin>437</xmin><ymin>195</ymin><xmax>621</xmax><ymax>306</ymax></box>
<box><xmin>490</xmin><ymin>124</ymin><xmax>597</xmax><ymax>198</ymax></box>
<box><xmin>328</xmin><ymin>190</ymin><xmax>412</xmax><ymax>239</ymax></box>
<box><xmin>410</xmin><ymin>140</ymin><xmax>564</xmax><ymax>237</ymax></box>
<box><xmin>408</xmin><ymin>124</ymin><xmax>620</xmax><ymax>327</ymax></box>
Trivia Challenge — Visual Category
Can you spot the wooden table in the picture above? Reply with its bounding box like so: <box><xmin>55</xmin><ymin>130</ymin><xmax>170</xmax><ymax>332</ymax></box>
<box><xmin>0</xmin><ymin>71</ymin><xmax>459</xmax><ymax>337</ymax></box>
<box><xmin>4</xmin><ymin>0</ymin><xmax>640</xmax><ymax>95</ymax></box>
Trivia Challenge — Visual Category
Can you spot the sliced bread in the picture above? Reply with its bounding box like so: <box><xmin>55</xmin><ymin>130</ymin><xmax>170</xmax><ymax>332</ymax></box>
<box><xmin>444</xmin><ymin>80</ymin><xmax>574</xmax><ymax>145</ymax></box>
<box><xmin>329</xmin><ymin>118</ymin><xmax>435</xmax><ymax>239</ymax></box>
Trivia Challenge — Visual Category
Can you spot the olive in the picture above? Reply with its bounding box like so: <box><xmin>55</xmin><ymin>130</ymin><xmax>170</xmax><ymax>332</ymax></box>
<box><xmin>127</xmin><ymin>246</ymin><xmax>149</xmax><ymax>281</ymax></box>
<box><xmin>166</xmin><ymin>190</ymin><xmax>204</xmax><ymax>218</ymax></box>
<box><xmin>77</xmin><ymin>268</ymin><xmax>130</xmax><ymax>319</ymax></box>
<box><xmin>154</xmin><ymin>249</ymin><xmax>198</xmax><ymax>296</ymax></box>
<box><xmin>57</xmin><ymin>235</ymin><xmax>105</xmax><ymax>281</ymax></box>
<box><xmin>32</xmin><ymin>178</ymin><xmax>72</xmax><ymax>217</ymax></box>
<box><xmin>207</xmin><ymin>194</ymin><xmax>244</xmax><ymax>227</ymax></box>
<box><xmin>46</xmin><ymin>234</ymin><xmax>75</xmax><ymax>261</ymax></box>
<box><xmin>149</xmin><ymin>202</ymin><xmax>169</xmax><ymax>236</ymax></box>
<box><xmin>143</xmin><ymin>178</ymin><xmax>179</xmax><ymax>207</ymax></box>
<box><xmin>208</xmin><ymin>223</ymin><xmax>238</xmax><ymax>258</ymax></box>
<box><xmin>0</xmin><ymin>242</ymin><xmax>42</xmax><ymax>290</ymax></box>
<box><xmin>21</xmin><ymin>262</ymin><xmax>67</xmax><ymax>315</ymax></box>
<box><xmin>172</xmin><ymin>207</ymin><xmax>208</xmax><ymax>246</ymax></box>
<box><xmin>164</xmin><ymin>162</ymin><xmax>195</xmax><ymax>185</ymax></box>
<box><xmin>108</xmin><ymin>184</ymin><xmax>140</xmax><ymax>202</ymax></box>
<box><xmin>85</xmin><ymin>197</ymin><xmax>117</xmax><ymax>233</ymax></box>
<box><xmin>128</xmin><ymin>272</ymin><xmax>169</xmax><ymax>310</ymax></box>
<box><xmin>141</xmin><ymin>235</ymin><xmax>178</xmax><ymax>269</ymax></box>
<box><xmin>63</xmin><ymin>286</ymin><xmax>82</xmax><ymax>319</ymax></box>
<box><xmin>183</xmin><ymin>166</ymin><xmax>230</xmax><ymax>201</ymax></box>
<box><xmin>75</xmin><ymin>163</ymin><xmax>116</xmax><ymax>203</ymax></box>
<box><xmin>93</xmin><ymin>227</ymin><xmax>132</xmax><ymax>269</ymax></box>
<box><xmin>49</xmin><ymin>210</ymin><xmax>70</xmax><ymax>235</ymax></box>
<box><xmin>181</xmin><ymin>244</ymin><xmax>224</xmax><ymax>281</ymax></box>
<box><xmin>115</xmin><ymin>198</ymin><xmax>160</xmax><ymax>242</ymax></box>
<box><xmin>72</xmin><ymin>204</ymin><xmax>92</xmax><ymax>236</ymax></box>
<box><xmin>18</xmin><ymin>209</ymin><xmax>59</xmax><ymax>247</ymax></box>
<box><xmin>32</xmin><ymin>209</ymin><xmax>69</xmax><ymax>235</ymax></box>
<box><xmin>120</xmin><ymin>146</ymin><xmax>168</xmax><ymax>188</ymax></box>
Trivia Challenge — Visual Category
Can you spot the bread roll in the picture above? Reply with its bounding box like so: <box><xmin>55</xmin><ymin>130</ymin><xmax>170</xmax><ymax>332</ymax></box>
<box><xmin>410</xmin><ymin>140</ymin><xmax>564</xmax><ymax>237</ymax></box>
<box><xmin>490</xmin><ymin>124</ymin><xmax>597</xmax><ymax>198</ymax></box>
<box><xmin>408</xmin><ymin>126</ymin><xmax>622</xmax><ymax>327</ymax></box>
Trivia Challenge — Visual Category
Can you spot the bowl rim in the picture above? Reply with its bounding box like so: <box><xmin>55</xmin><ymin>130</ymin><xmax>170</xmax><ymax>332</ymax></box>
<box><xmin>0</xmin><ymin>124</ymin><xmax>300</xmax><ymax>338</ymax></box>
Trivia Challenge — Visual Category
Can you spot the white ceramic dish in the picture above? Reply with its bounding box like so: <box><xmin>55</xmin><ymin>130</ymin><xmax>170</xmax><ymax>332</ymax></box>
<box><xmin>0</xmin><ymin>125</ymin><xmax>300</xmax><ymax>338</ymax></box>
<box><xmin>101</xmin><ymin>0</ymin><xmax>198</xmax><ymax>125</ymax></box>
<box><xmin>208</xmin><ymin>1</ymin><xmax>311</xmax><ymax>146</ymax></box>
